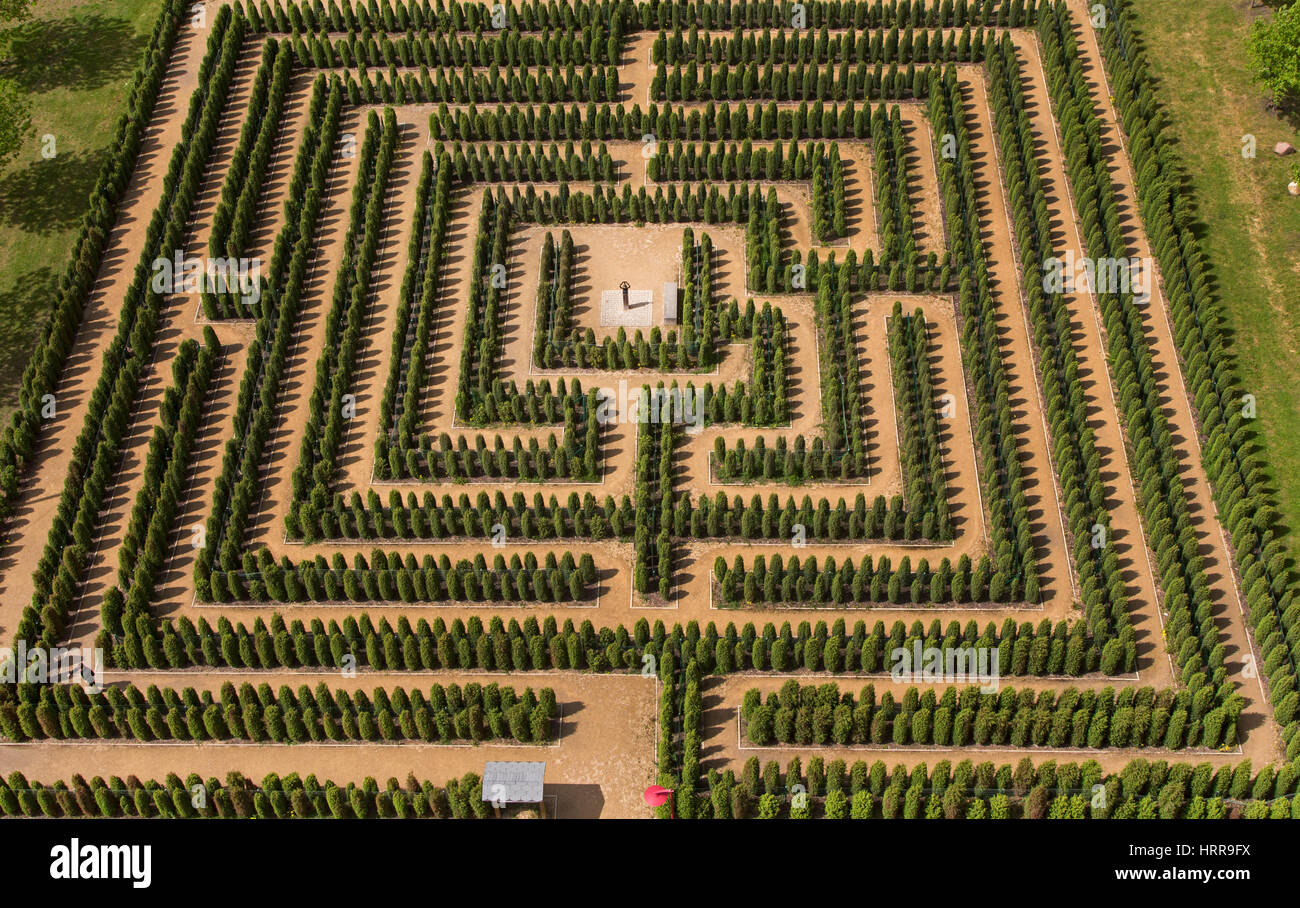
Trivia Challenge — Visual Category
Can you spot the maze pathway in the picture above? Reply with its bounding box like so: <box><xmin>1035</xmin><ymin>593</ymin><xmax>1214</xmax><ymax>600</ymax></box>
<box><xmin>0</xmin><ymin>0</ymin><xmax>1290</xmax><ymax>820</ymax></box>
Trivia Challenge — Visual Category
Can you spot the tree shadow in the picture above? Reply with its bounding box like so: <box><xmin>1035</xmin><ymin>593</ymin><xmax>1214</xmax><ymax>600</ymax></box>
<box><xmin>1263</xmin><ymin>93</ymin><xmax>1300</xmax><ymax>134</ymax></box>
<box><xmin>0</xmin><ymin>146</ymin><xmax>106</xmax><ymax>233</ymax></box>
<box><xmin>0</xmin><ymin>264</ymin><xmax>56</xmax><ymax>407</ymax></box>
<box><xmin>0</xmin><ymin>13</ymin><xmax>142</xmax><ymax>94</ymax></box>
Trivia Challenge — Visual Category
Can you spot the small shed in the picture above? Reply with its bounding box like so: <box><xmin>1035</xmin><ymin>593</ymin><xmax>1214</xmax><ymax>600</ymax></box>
<box><xmin>482</xmin><ymin>761</ymin><xmax>547</xmax><ymax>816</ymax></box>
<box><xmin>663</xmin><ymin>281</ymin><xmax>679</xmax><ymax>325</ymax></box>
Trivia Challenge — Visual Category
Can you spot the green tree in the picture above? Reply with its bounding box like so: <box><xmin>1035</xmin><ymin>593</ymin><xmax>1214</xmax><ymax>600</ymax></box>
<box><xmin>0</xmin><ymin>74</ymin><xmax>28</xmax><ymax>166</ymax></box>
<box><xmin>1246</xmin><ymin>2</ymin><xmax>1300</xmax><ymax>104</ymax></box>
<box><xmin>0</xmin><ymin>0</ymin><xmax>31</xmax><ymax>56</ymax></box>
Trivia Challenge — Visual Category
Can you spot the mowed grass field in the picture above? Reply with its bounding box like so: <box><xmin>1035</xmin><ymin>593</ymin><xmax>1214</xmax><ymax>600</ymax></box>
<box><xmin>0</xmin><ymin>0</ymin><xmax>162</xmax><ymax>417</ymax></box>
<box><xmin>1126</xmin><ymin>1</ymin><xmax>1300</xmax><ymax>534</ymax></box>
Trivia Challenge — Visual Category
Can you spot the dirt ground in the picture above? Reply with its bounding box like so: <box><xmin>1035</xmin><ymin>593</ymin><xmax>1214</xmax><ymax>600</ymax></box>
<box><xmin>0</xmin><ymin>6</ymin><xmax>1283</xmax><ymax>807</ymax></box>
<box><xmin>0</xmin><ymin>671</ymin><xmax>658</xmax><ymax>819</ymax></box>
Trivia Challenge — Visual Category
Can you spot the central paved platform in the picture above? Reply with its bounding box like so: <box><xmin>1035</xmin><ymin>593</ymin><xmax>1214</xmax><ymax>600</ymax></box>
<box><xmin>600</xmin><ymin>288</ymin><xmax>654</xmax><ymax>327</ymax></box>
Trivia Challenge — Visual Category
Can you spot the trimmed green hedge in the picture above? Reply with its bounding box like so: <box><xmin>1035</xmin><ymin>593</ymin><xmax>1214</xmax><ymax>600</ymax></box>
<box><xmin>0</xmin><ymin>770</ymin><xmax>500</xmax><ymax>819</ymax></box>
<box><xmin>705</xmin><ymin>753</ymin><xmax>1300</xmax><ymax>818</ymax></box>
<box><xmin>0</xmin><ymin>680</ymin><xmax>557</xmax><ymax>746</ymax></box>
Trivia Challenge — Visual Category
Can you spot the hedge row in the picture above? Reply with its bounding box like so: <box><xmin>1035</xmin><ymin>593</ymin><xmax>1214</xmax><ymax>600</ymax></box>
<box><xmin>0</xmin><ymin>0</ymin><xmax>187</xmax><ymax>521</ymax></box>
<box><xmin>655</xmin><ymin>59</ymin><xmax>938</xmax><ymax>103</ymax></box>
<box><xmin>715</xmin><ymin>441</ymin><xmax>868</xmax><ymax>490</ymax></box>
<box><xmin>682</xmin><ymin>489</ymin><xmax>920</xmax><ymax>541</ymax></box>
<box><xmin>102</xmin><ymin>334</ymin><xmax>220</xmax><ymax>642</ymax></box>
<box><xmin>982</xmin><ymin>37</ymin><xmax>1131</xmax><ymax>671</ymax></box>
<box><xmin>743</xmin><ymin>299</ymin><xmax>791</xmax><ymax>424</ymax></box>
<box><xmin>288</xmin><ymin>487</ymin><xmax>638</xmax><ymax>544</ymax></box>
<box><xmin>742</xmin><ymin>680</ymin><xmax>1238</xmax><ymax>750</ymax></box>
<box><xmin>715</xmin><ymin>548</ymin><xmax>1046</xmax><ymax>610</ymax></box>
<box><xmin>17</xmin><ymin>6</ymin><xmax>245</xmax><ymax>649</ymax></box>
<box><xmin>247</xmin><ymin>0</ymin><xmax>1041</xmax><ymax>36</ymax></box>
<box><xmin>890</xmin><ymin>305</ymin><xmax>951</xmax><ymax>533</ymax></box>
<box><xmin>107</xmin><ymin>612</ymin><xmax>644</xmax><ymax>673</ymax></box>
<box><xmin>207</xmin><ymin>37</ymin><xmax>292</xmax><ymax>280</ymax></box>
<box><xmin>1098</xmin><ymin>0</ymin><xmax>1300</xmax><ymax>758</ymax></box>
<box><xmin>454</xmin><ymin>188</ymin><xmax>513</xmax><ymax>421</ymax></box>
<box><xmin>0</xmin><ymin>680</ymin><xmax>557</xmax><ymax>746</ymax></box>
<box><xmin>291</xmin><ymin>106</ymin><xmax>400</xmax><ymax>515</ymax></box>
<box><xmin>0</xmin><ymin>770</ymin><xmax>501</xmax><ymax>819</ymax></box>
<box><xmin>654</xmin><ymin>23</ymin><xmax>996</xmax><ymax>67</ymax></box>
<box><xmin>925</xmin><ymin>65</ymin><xmax>1050</xmax><ymax>611</ymax></box>
<box><xmin>305</xmin><ymin>20</ymin><xmax>618</xmax><ymax>67</ymax></box>
<box><xmin>196</xmin><ymin>74</ymin><xmax>345</xmax><ymax>586</ymax></box>
<box><xmin>743</xmin><ymin>186</ymin><xmax>795</xmax><ymax>296</ymax></box>
<box><xmin>673</xmin><ymin>229</ymin><xmax>718</xmax><ymax>370</ymax></box>
<box><xmin>376</xmin><ymin>150</ymin><xmax>448</xmax><ymax>464</ymax></box>
<box><xmin>452</xmin><ymin>369</ymin><xmax>591</xmax><ymax>429</ymax></box>
<box><xmin>701</xmin><ymin>753</ymin><xmax>1299</xmax><ymax>819</ymax></box>
<box><xmin>446</xmin><ymin>139</ymin><xmax>617</xmax><ymax>185</ymax></box>
<box><xmin>1038</xmin><ymin>7</ymin><xmax>1233</xmax><ymax>712</ymax></box>
<box><xmin>820</xmin><ymin>263</ymin><xmax>873</xmax><ymax>478</ymax></box>
<box><xmin>708</xmin><ymin>611</ymin><xmax>1126</xmax><ymax>681</ymax></box>
<box><xmin>633</xmin><ymin>412</ymin><xmax>675</xmax><ymax>599</ymax></box>
<box><xmin>810</xmin><ymin>141</ymin><xmax>846</xmax><ymax>241</ymax></box>
<box><xmin>503</xmin><ymin>180</ymin><xmax>766</xmax><ymax>229</ymax></box>
<box><xmin>534</xmin><ymin>229</ymin><xmax>578</xmax><ymax>365</ymax></box>
<box><xmin>652</xmin><ymin>138</ymin><xmax>826</xmax><ymax>185</ymax></box>
<box><xmin>200</xmin><ymin>548</ymin><xmax>596</xmax><ymax>605</ymax></box>
<box><xmin>656</xmin><ymin>654</ymin><xmax>708</xmax><ymax>816</ymax></box>
<box><xmin>873</xmin><ymin>104</ymin><xmax>918</xmax><ymax>261</ymax></box>
<box><xmin>431</xmin><ymin>97</ymin><xmax>935</xmax><ymax>145</ymax></box>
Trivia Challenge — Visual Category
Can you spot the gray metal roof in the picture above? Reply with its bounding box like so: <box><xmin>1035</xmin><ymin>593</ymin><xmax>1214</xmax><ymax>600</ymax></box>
<box><xmin>482</xmin><ymin>761</ymin><xmax>547</xmax><ymax>803</ymax></box>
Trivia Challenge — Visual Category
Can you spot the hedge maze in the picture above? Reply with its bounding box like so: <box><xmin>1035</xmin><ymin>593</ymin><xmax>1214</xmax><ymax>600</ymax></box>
<box><xmin>0</xmin><ymin>0</ymin><xmax>1298</xmax><ymax>821</ymax></box>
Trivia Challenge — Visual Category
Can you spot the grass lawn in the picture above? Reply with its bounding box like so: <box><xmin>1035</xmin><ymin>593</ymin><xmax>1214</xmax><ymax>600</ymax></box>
<box><xmin>1129</xmin><ymin>0</ymin><xmax>1300</xmax><ymax>535</ymax></box>
<box><xmin>0</xmin><ymin>0</ymin><xmax>163</xmax><ymax>417</ymax></box>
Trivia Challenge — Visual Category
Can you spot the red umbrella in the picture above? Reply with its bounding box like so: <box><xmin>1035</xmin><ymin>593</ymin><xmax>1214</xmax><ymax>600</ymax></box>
<box><xmin>643</xmin><ymin>784</ymin><xmax>675</xmax><ymax>818</ymax></box>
